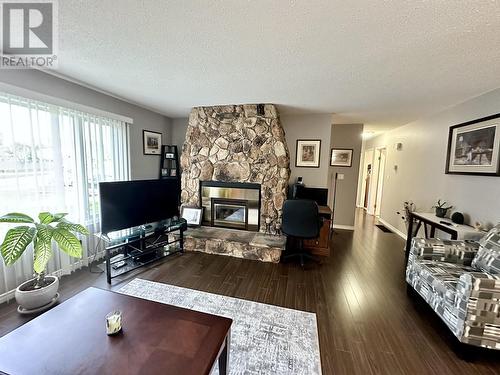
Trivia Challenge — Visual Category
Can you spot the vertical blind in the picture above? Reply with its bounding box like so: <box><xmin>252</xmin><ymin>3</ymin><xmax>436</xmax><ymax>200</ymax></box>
<box><xmin>0</xmin><ymin>92</ymin><xmax>130</xmax><ymax>298</ymax></box>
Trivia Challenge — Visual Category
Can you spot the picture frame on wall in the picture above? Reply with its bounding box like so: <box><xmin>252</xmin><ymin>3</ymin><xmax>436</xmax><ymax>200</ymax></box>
<box><xmin>330</xmin><ymin>148</ymin><xmax>353</xmax><ymax>167</ymax></box>
<box><xmin>296</xmin><ymin>139</ymin><xmax>321</xmax><ymax>168</ymax></box>
<box><xmin>181</xmin><ymin>206</ymin><xmax>203</xmax><ymax>226</ymax></box>
<box><xmin>445</xmin><ymin>113</ymin><xmax>500</xmax><ymax>176</ymax></box>
<box><xmin>143</xmin><ymin>130</ymin><xmax>162</xmax><ymax>155</ymax></box>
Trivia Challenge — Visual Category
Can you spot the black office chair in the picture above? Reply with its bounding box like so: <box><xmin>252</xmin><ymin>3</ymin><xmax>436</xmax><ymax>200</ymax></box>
<box><xmin>281</xmin><ymin>199</ymin><xmax>322</xmax><ymax>267</ymax></box>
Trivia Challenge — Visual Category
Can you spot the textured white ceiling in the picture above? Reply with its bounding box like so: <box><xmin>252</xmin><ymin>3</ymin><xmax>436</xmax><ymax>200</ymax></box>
<box><xmin>56</xmin><ymin>1</ymin><xmax>500</xmax><ymax>128</ymax></box>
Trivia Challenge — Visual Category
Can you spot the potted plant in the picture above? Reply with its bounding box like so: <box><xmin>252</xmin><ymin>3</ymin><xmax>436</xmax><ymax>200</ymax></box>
<box><xmin>0</xmin><ymin>212</ymin><xmax>88</xmax><ymax>313</ymax></box>
<box><xmin>432</xmin><ymin>199</ymin><xmax>453</xmax><ymax>218</ymax></box>
<box><xmin>396</xmin><ymin>201</ymin><xmax>418</xmax><ymax>245</ymax></box>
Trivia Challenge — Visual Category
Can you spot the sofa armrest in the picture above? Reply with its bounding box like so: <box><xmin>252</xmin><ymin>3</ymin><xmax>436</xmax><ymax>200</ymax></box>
<box><xmin>456</xmin><ymin>272</ymin><xmax>500</xmax><ymax>347</ymax></box>
<box><xmin>457</xmin><ymin>272</ymin><xmax>500</xmax><ymax>299</ymax></box>
<box><xmin>410</xmin><ymin>237</ymin><xmax>479</xmax><ymax>266</ymax></box>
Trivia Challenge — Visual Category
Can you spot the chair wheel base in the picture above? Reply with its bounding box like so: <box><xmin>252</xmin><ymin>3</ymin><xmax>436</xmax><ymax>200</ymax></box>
<box><xmin>282</xmin><ymin>251</ymin><xmax>320</xmax><ymax>267</ymax></box>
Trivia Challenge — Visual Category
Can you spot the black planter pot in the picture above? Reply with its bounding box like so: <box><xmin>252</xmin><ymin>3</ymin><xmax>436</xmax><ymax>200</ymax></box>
<box><xmin>435</xmin><ymin>207</ymin><xmax>448</xmax><ymax>218</ymax></box>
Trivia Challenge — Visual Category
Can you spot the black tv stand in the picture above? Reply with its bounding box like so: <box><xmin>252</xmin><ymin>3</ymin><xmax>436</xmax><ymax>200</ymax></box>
<box><xmin>96</xmin><ymin>218</ymin><xmax>187</xmax><ymax>284</ymax></box>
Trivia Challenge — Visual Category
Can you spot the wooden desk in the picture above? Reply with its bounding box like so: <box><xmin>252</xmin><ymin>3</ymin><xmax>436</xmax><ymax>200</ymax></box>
<box><xmin>304</xmin><ymin>205</ymin><xmax>332</xmax><ymax>257</ymax></box>
<box><xmin>0</xmin><ymin>287</ymin><xmax>232</xmax><ymax>375</ymax></box>
<box><xmin>405</xmin><ymin>211</ymin><xmax>484</xmax><ymax>264</ymax></box>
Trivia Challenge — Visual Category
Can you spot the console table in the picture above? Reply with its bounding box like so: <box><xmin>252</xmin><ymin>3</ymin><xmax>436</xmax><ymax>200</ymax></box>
<box><xmin>97</xmin><ymin>218</ymin><xmax>187</xmax><ymax>284</ymax></box>
<box><xmin>405</xmin><ymin>211</ymin><xmax>484</xmax><ymax>263</ymax></box>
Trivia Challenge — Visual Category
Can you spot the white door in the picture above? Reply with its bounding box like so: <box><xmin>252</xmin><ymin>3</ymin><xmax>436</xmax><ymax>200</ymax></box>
<box><xmin>360</xmin><ymin>149</ymin><xmax>373</xmax><ymax>209</ymax></box>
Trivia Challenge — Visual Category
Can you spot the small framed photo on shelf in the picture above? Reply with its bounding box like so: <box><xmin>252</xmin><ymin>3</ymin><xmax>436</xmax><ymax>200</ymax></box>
<box><xmin>330</xmin><ymin>148</ymin><xmax>353</xmax><ymax>167</ymax></box>
<box><xmin>296</xmin><ymin>139</ymin><xmax>321</xmax><ymax>168</ymax></box>
<box><xmin>445</xmin><ymin>113</ymin><xmax>500</xmax><ymax>176</ymax></box>
<box><xmin>181</xmin><ymin>206</ymin><xmax>203</xmax><ymax>226</ymax></box>
<box><xmin>161</xmin><ymin>168</ymin><xmax>169</xmax><ymax>177</ymax></box>
<box><xmin>170</xmin><ymin>169</ymin><xmax>177</xmax><ymax>177</ymax></box>
<box><xmin>143</xmin><ymin>130</ymin><xmax>162</xmax><ymax>155</ymax></box>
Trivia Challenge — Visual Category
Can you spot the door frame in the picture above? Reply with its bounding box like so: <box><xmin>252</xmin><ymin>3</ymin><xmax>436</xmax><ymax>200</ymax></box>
<box><xmin>359</xmin><ymin>148</ymin><xmax>374</xmax><ymax>210</ymax></box>
<box><xmin>374</xmin><ymin>147</ymin><xmax>387</xmax><ymax>216</ymax></box>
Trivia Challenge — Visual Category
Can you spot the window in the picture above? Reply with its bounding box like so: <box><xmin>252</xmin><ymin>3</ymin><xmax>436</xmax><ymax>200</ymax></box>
<box><xmin>0</xmin><ymin>92</ymin><xmax>130</xmax><ymax>298</ymax></box>
<box><xmin>0</xmin><ymin>92</ymin><xmax>130</xmax><ymax>227</ymax></box>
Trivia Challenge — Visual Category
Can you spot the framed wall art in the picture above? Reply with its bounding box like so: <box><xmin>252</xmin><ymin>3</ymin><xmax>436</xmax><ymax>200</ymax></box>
<box><xmin>143</xmin><ymin>130</ymin><xmax>162</xmax><ymax>155</ymax></box>
<box><xmin>296</xmin><ymin>140</ymin><xmax>321</xmax><ymax>168</ymax></box>
<box><xmin>445</xmin><ymin>113</ymin><xmax>500</xmax><ymax>176</ymax></box>
<box><xmin>330</xmin><ymin>148</ymin><xmax>353</xmax><ymax>167</ymax></box>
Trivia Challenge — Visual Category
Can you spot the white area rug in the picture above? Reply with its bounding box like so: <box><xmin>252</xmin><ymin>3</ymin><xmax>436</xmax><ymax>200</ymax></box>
<box><xmin>119</xmin><ymin>278</ymin><xmax>322</xmax><ymax>374</ymax></box>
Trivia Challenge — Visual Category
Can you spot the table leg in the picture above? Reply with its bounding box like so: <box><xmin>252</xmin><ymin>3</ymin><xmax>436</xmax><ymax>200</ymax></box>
<box><xmin>430</xmin><ymin>226</ymin><xmax>436</xmax><ymax>238</ymax></box>
<box><xmin>218</xmin><ymin>334</ymin><xmax>230</xmax><ymax>375</ymax></box>
<box><xmin>414</xmin><ymin>221</ymin><xmax>422</xmax><ymax>237</ymax></box>
<box><xmin>180</xmin><ymin>227</ymin><xmax>184</xmax><ymax>254</ymax></box>
<box><xmin>405</xmin><ymin>216</ymin><xmax>414</xmax><ymax>264</ymax></box>
<box><xmin>105</xmin><ymin>246</ymin><xmax>111</xmax><ymax>284</ymax></box>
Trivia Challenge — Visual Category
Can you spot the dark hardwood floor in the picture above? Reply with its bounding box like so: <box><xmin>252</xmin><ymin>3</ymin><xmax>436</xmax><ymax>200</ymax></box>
<box><xmin>1</xmin><ymin>209</ymin><xmax>499</xmax><ymax>374</ymax></box>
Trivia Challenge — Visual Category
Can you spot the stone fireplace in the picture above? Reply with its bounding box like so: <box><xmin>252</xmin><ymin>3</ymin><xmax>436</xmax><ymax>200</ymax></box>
<box><xmin>180</xmin><ymin>104</ymin><xmax>290</xmax><ymax>232</ymax></box>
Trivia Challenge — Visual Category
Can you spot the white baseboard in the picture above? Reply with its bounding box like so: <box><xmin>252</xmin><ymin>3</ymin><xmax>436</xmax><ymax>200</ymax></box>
<box><xmin>333</xmin><ymin>224</ymin><xmax>355</xmax><ymax>231</ymax></box>
<box><xmin>379</xmin><ymin>218</ymin><xmax>407</xmax><ymax>240</ymax></box>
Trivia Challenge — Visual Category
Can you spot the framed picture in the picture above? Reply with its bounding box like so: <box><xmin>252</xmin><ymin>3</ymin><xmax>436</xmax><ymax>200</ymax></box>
<box><xmin>296</xmin><ymin>140</ymin><xmax>321</xmax><ymax>168</ymax></box>
<box><xmin>330</xmin><ymin>148</ymin><xmax>353</xmax><ymax>167</ymax></box>
<box><xmin>143</xmin><ymin>130</ymin><xmax>162</xmax><ymax>155</ymax></box>
<box><xmin>445</xmin><ymin>113</ymin><xmax>500</xmax><ymax>176</ymax></box>
<box><xmin>170</xmin><ymin>169</ymin><xmax>177</xmax><ymax>177</ymax></box>
<box><xmin>181</xmin><ymin>206</ymin><xmax>203</xmax><ymax>226</ymax></box>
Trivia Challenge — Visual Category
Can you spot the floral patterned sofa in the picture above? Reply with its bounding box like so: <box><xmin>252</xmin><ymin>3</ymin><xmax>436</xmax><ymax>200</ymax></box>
<box><xmin>406</xmin><ymin>225</ymin><xmax>500</xmax><ymax>350</ymax></box>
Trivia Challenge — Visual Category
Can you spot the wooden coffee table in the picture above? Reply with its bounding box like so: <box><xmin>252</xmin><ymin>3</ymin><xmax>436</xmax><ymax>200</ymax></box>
<box><xmin>0</xmin><ymin>287</ymin><xmax>232</xmax><ymax>375</ymax></box>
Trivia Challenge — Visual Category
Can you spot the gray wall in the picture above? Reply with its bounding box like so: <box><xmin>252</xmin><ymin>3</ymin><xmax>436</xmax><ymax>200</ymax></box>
<box><xmin>281</xmin><ymin>114</ymin><xmax>332</xmax><ymax>187</ymax></box>
<box><xmin>361</xmin><ymin>88</ymin><xmax>500</xmax><ymax>235</ymax></box>
<box><xmin>172</xmin><ymin>117</ymin><xmax>189</xmax><ymax>151</ymax></box>
<box><xmin>0</xmin><ymin>70</ymin><xmax>172</xmax><ymax>180</ymax></box>
<box><xmin>329</xmin><ymin>124</ymin><xmax>363</xmax><ymax>228</ymax></box>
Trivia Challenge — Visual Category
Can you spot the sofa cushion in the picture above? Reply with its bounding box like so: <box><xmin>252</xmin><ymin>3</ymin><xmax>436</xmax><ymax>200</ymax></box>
<box><xmin>408</xmin><ymin>259</ymin><xmax>471</xmax><ymax>303</ymax></box>
<box><xmin>472</xmin><ymin>225</ymin><xmax>500</xmax><ymax>274</ymax></box>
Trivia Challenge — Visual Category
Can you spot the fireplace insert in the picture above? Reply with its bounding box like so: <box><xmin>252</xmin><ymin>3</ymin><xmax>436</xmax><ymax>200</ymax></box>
<box><xmin>200</xmin><ymin>181</ymin><xmax>260</xmax><ymax>231</ymax></box>
<box><xmin>211</xmin><ymin>198</ymin><xmax>248</xmax><ymax>230</ymax></box>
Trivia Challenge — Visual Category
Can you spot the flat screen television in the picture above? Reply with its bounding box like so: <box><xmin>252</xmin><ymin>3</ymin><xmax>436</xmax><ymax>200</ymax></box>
<box><xmin>99</xmin><ymin>179</ymin><xmax>180</xmax><ymax>234</ymax></box>
<box><xmin>293</xmin><ymin>185</ymin><xmax>328</xmax><ymax>206</ymax></box>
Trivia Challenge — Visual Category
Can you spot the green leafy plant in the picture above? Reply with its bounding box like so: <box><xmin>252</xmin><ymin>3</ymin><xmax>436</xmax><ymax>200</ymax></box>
<box><xmin>432</xmin><ymin>199</ymin><xmax>452</xmax><ymax>210</ymax></box>
<box><xmin>0</xmin><ymin>212</ymin><xmax>89</xmax><ymax>288</ymax></box>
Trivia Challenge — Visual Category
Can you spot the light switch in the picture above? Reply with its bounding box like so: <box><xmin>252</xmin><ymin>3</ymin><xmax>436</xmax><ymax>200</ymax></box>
<box><xmin>337</xmin><ymin>173</ymin><xmax>345</xmax><ymax>180</ymax></box>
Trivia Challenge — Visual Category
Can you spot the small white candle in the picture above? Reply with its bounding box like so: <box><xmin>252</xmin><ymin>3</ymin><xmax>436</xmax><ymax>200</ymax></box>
<box><xmin>106</xmin><ymin>311</ymin><xmax>122</xmax><ymax>335</ymax></box>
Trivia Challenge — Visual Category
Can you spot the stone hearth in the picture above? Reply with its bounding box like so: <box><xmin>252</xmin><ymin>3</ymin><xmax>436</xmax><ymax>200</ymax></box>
<box><xmin>180</xmin><ymin>104</ymin><xmax>290</xmax><ymax>232</ymax></box>
<box><xmin>173</xmin><ymin>227</ymin><xmax>285</xmax><ymax>263</ymax></box>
